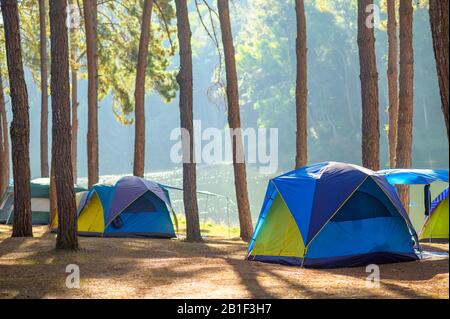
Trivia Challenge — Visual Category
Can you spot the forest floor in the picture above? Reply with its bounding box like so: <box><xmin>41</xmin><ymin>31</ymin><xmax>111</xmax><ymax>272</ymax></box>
<box><xmin>0</xmin><ymin>225</ymin><xmax>448</xmax><ymax>299</ymax></box>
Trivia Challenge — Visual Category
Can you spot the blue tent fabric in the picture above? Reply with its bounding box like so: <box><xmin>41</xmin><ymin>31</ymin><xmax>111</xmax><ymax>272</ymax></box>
<box><xmin>250</xmin><ymin>252</ymin><xmax>418</xmax><ymax>268</ymax></box>
<box><xmin>268</xmin><ymin>162</ymin><xmax>418</xmax><ymax>245</ymax></box>
<box><xmin>302</xmin><ymin>252</ymin><xmax>418</xmax><ymax>268</ymax></box>
<box><xmin>78</xmin><ymin>184</ymin><xmax>116</xmax><ymax>222</ymax></box>
<box><xmin>306</xmin><ymin>163</ymin><xmax>367</xmax><ymax>243</ymax></box>
<box><xmin>306</xmin><ymin>217</ymin><xmax>415</xmax><ymax>259</ymax></box>
<box><xmin>248</xmin><ymin>162</ymin><xmax>419</xmax><ymax>268</ymax></box>
<box><xmin>370</xmin><ymin>174</ymin><xmax>418</xmax><ymax>241</ymax></box>
<box><xmin>272</xmin><ymin>177</ymin><xmax>316</xmax><ymax>243</ymax></box>
<box><xmin>332</xmin><ymin>177</ymin><xmax>396</xmax><ymax>221</ymax></box>
<box><xmin>253</xmin><ymin>163</ymin><xmax>322</xmax><ymax>248</ymax></box>
<box><xmin>75</xmin><ymin>177</ymin><xmax>175</xmax><ymax>238</ymax></box>
<box><xmin>270</xmin><ymin>162</ymin><xmax>368</xmax><ymax>244</ymax></box>
<box><xmin>377</xmin><ymin>169</ymin><xmax>449</xmax><ymax>185</ymax></box>
<box><xmin>308</xmin><ymin>177</ymin><xmax>416</xmax><ymax>261</ymax></box>
<box><xmin>105</xmin><ymin>191</ymin><xmax>175</xmax><ymax>237</ymax></box>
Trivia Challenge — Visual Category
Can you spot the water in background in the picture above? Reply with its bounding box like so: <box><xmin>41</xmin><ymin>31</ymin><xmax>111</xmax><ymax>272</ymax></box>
<box><xmin>79</xmin><ymin>163</ymin><xmax>278</xmax><ymax>227</ymax></box>
<box><xmin>147</xmin><ymin>164</ymin><xmax>277</xmax><ymax>226</ymax></box>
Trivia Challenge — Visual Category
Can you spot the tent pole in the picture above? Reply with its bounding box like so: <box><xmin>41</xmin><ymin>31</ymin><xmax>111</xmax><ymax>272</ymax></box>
<box><xmin>203</xmin><ymin>194</ymin><xmax>209</xmax><ymax>225</ymax></box>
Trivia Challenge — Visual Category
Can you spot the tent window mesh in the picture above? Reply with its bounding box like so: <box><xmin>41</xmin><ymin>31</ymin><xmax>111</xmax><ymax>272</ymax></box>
<box><xmin>123</xmin><ymin>192</ymin><xmax>157</xmax><ymax>214</ymax></box>
<box><xmin>331</xmin><ymin>191</ymin><xmax>393</xmax><ymax>222</ymax></box>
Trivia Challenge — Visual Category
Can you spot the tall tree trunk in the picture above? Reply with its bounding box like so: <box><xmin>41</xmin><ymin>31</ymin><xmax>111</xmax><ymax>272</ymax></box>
<box><xmin>1</xmin><ymin>0</ymin><xmax>33</xmax><ymax>237</ymax></box>
<box><xmin>133</xmin><ymin>0</ymin><xmax>153</xmax><ymax>178</ymax></box>
<box><xmin>71</xmin><ymin>62</ymin><xmax>78</xmax><ymax>184</ymax></box>
<box><xmin>49</xmin><ymin>159</ymin><xmax>57</xmax><ymax>227</ymax></box>
<box><xmin>387</xmin><ymin>0</ymin><xmax>399</xmax><ymax>168</ymax></box>
<box><xmin>357</xmin><ymin>0</ymin><xmax>380</xmax><ymax>171</ymax></box>
<box><xmin>429</xmin><ymin>0</ymin><xmax>449</xmax><ymax>141</ymax></box>
<box><xmin>0</xmin><ymin>75</ymin><xmax>5</xmax><ymax>195</ymax></box>
<box><xmin>295</xmin><ymin>0</ymin><xmax>308</xmax><ymax>169</ymax></box>
<box><xmin>39</xmin><ymin>0</ymin><xmax>49</xmax><ymax>177</ymax></box>
<box><xmin>69</xmin><ymin>0</ymin><xmax>78</xmax><ymax>184</ymax></box>
<box><xmin>396</xmin><ymin>0</ymin><xmax>414</xmax><ymax>212</ymax></box>
<box><xmin>218</xmin><ymin>0</ymin><xmax>253</xmax><ymax>242</ymax></box>
<box><xmin>50</xmin><ymin>0</ymin><xmax>78</xmax><ymax>250</ymax></box>
<box><xmin>83</xmin><ymin>0</ymin><xmax>99</xmax><ymax>188</ymax></box>
<box><xmin>175</xmin><ymin>0</ymin><xmax>202</xmax><ymax>242</ymax></box>
<box><xmin>0</xmin><ymin>71</ymin><xmax>10</xmax><ymax>196</ymax></box>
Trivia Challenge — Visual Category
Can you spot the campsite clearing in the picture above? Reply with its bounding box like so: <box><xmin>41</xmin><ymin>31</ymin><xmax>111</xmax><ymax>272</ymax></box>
<box><xmin>0</xmin><ymin>225</ymin><xmax>448</xmax><ymax>299</ymax></box>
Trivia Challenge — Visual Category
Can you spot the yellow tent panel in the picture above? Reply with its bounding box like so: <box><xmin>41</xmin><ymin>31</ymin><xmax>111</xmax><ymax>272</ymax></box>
<box><xmin>78</xmin><ymin>192</ymin><xmax>105</xmax><ymax>234</ymax></box>
<box><xmin>250</xmin><ymin>194</ymin><xmax>305</xmax><ymax>258</ymax></box>
<box><xmin>420</xmin><ymin>197</ymin><xmax>449</xmax><ymax>241</ymax></box>
<box><xmin>51</xmin><ymin>191</ymin><xmax>87</xmax><ymax>228</ymax></box>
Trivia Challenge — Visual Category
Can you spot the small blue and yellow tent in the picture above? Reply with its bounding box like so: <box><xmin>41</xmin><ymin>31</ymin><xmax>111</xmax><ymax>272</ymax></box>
<box><xmin>52</xmin><ymin>176</ymin><xmax>176</xmax><ymax>238</ymax></box>
<box><xmin>247</xmin><ymin>162</ymin><xmax>419</xmax><ymax>268</ymax></box>
<box><xmin>419</xmin><ymin>188</ymin><xmax>448</xmax><ymax>242</ymax></box>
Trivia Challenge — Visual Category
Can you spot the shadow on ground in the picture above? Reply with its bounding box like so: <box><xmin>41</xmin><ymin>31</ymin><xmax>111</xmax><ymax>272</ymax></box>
<box><xmin>0</xmin><ymin>226</ymin><xmax>448</xmax><ymax>299</ymax></box>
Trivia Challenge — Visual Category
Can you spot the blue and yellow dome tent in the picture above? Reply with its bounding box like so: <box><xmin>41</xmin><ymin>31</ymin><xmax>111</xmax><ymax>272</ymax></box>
<box><xmin>247</xmin><ymin>162</ymin><xmax>419</xmax><ymax>269</ymax></box>
<box><xmin>420</xmin><ymin>188</ymin><xmax>448</xmax><ymax>242</ymax></box>
<box><xmin>52</xmin><ymin>176</ymin><xmax>176</xmax><ymax>238</ymax></box>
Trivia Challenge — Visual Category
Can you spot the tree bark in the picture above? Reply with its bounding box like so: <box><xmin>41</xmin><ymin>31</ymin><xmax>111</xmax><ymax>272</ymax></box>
<box><xmin>357</xmin><ymin>0</ymin><xmax>380</xmax><ymax>171</ymax></box>
<box><xmin>133</xmin><ymin>0</ymin><xmax>154</xmax><ymax>178</ymax></box>
<box><xmin>83</xmin><ymin>0</ymin><xmax>99</xmax><ymax>188</ymax></box>
<box><xmin>39</xmin><ymin>0</ymin><xmax>49</xmax><ymax>177</ymax></box>
<box><xmin>70</xmin><ymin>0</ymin><xmax>78</xmax><ymax>184</ymax></box>
<box><xmin>218</xmin><ymin>0</ymin><xmax>253</xmax><ymax>242</ymax></box>
<box><xmin>49</xmin><ymin>0</ymin><xmax>78</xmax><ymax>250</ymax></box>
<box><xmin>0</xmin><ymin>71</ymin><xmax>10</xmax><ymax>196</ymax></box>
<box><xmin>295</xmin><ymin>0</ymin><xmax>308</xmax><ymax>169</ymax></box>
<box><xmin>396</xmin><ymin>0</ymin><xmax>414</xmax><ymax>212</ymax></box>
<box><xmin>71</xmin><ymin>61</ymin><xmax>78</xmax><ymax>184</ymax></box>
<box><xmin>49</xmin><ymin>158</ymin><xmax>57</xmax><ymax>228</ymax></box>
<box><xmin>387</xmin><ymin>0</ymin><xmax>399</xmax><ymax>168</ymax></box>
<box><xmin>429</xmin><ymin>0</ymin><xmax>449</xmax><ymax>141</ymax></box>
<box><xmin>1</xmin><ymin>0</ymin><xmax>33</xmax><ymax>237</ymax></box>
<box><xmin>175</xmin><ymin>0</ymin><xmax>202</xmax><ymax>242</ymax></box>
<box><xmin>0</xmin><ymin>75</ymin><xmax>5</xmax><ymax>195</ymax></box>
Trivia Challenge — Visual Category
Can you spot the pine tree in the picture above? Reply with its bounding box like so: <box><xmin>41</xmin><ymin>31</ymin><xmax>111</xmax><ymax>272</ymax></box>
<box><xmin>357</xmin><ymin>0</ymin><xmax>380</xmax><ymax>170</ymax></box>
<box><xmin>217</xmin><ymin>0</ymin><xmax>254</xmax><ymax>242</ymax></box>
<box><xmin>175</xmin><ymin>0</ymin><xmax>202</xmax><ymax>242</ymax></box>
<box><xmin>1</xmin><ymin>0</ymin><xmax>33</xmax><ymax>237</ymax></box>
<box><xmin>396</xmin><ymin>0</ymin><xmax>414</xmax><ymax>212</ymax></box>
<box><xmin>49</xmin><ymin>0</ymin><xmax>78</xmax><ymax>249</ymax></box>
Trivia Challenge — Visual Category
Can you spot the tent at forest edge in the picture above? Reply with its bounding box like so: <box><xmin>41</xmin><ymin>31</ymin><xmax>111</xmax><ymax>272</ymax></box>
<box><xmin>247</xmin><ymin>162</ymin><xmax>420</xmax><ymax>269</ymax></box>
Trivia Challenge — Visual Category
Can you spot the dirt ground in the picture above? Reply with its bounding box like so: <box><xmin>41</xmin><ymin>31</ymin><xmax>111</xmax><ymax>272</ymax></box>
<box><xmin>0</xmin><ymin>225</ymin><xmax>448</xmax><ymax>299</ymax></box>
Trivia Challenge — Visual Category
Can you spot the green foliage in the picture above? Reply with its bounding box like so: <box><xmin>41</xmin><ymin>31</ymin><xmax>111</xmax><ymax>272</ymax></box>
<box><xmin>235</xmin><ymin>0</ymin><xmax>364</xmax><ymax>167</ymax></box>
<box><xmin>16</xmin><ymin>0</ymin><xmax>178</xmax><ymax>125</ymax></box>
<box><xmin>98</xmin><ymin>0</ymin><xmax>178</xmax><ymax>124</ymax></box>
<box><xmin>0</xmin><ymin>25</ymin><xmax>6</xmax><ymax>79</ymax></box>
<box><xmin>0</xmin><ymin>16</ymin><xmax>9</xmax><ymax>95</ymax></box>
<box><xmin>2</xmin><ymin>0</ymin><xmax>448</xmax><ymax>174</ymax></box>
<box><xmin>234</xmin><ymin>0</ymin><xmax>447</xmax><ymax>169</ymax></box>
<box><xmin>18</xmin><ymin>1</ymin><xmax>47</xmax><ymax>89</ymax></box>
